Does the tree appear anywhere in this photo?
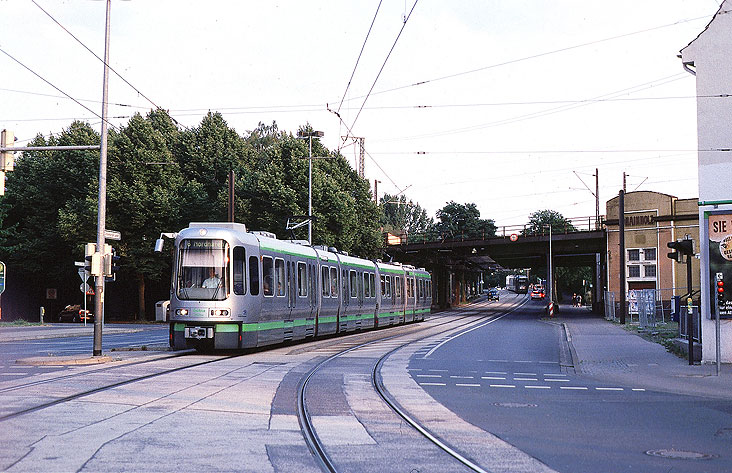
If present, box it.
[0,122,101,314]
[522,209,576,236]
[379,194,433,237]
[432,201,496,239]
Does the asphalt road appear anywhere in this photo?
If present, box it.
[409,292,732,473]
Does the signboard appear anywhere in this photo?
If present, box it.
[708,211,732,318]
[0,261,5,295]
[510,234,518,242]
[104,229,121,241]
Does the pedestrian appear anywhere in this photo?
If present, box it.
[572,293,577,307]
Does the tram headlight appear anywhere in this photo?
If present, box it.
[176,309,189,316]
[211,309,229,317]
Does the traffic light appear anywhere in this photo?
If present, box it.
[1,129,14,172]
[84,242,102,276]
[717,279,725,305]
[104,246,120,282]
[667,239,694,262]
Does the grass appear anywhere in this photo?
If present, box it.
[622,321,683,355]
[0,319,42,327]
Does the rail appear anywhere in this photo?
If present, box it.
[384,215,605,246]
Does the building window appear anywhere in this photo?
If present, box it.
[644,265,656,278]
[628,249,640,261]
[628,265,641,278]
[643,248,656,261]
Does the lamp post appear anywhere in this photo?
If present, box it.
[297,130,324,245]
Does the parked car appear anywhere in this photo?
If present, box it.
[487,288,499,301]
[57,304,93,323]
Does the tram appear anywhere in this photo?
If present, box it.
[159,222,432,350]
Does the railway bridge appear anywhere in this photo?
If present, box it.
[383,218,607,312]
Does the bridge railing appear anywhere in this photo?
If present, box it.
[384,215,606,246]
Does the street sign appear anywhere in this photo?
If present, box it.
[78,267,87,282]
[510,234,518,242]
[0,261,5,295]
[80,283,94,295]
[104,229,121,241]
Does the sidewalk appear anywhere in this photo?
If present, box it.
[556,306,732,399]
[0,322,162,342]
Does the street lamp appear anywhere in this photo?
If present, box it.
[297,130,324,245]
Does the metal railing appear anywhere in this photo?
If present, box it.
[385,215,606,246]
[679,305,702,343]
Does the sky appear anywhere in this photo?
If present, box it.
[0,1,723,231]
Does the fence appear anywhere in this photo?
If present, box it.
[604,289,669,327]
[679,305,702,343]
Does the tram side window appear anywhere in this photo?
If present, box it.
[232,247,246,295]
[386,276,391,298]
[322,266,330,297]
[298,262,307,297]
[350,270,358,298]
[369,273,375,298]
[330,267,338,298]
[380,275,386,296]
[275,258,285,297]
[395,276,401,298]
[249,255,259,295]
[262,256,274,296]
[407,278,413,298]
[363,273,369,298]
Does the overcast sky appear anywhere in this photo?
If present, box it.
[0,1,722,229]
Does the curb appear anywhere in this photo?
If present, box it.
[561,322,580,373]
[16,355,119,366]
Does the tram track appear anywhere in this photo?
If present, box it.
[297,296,527,472]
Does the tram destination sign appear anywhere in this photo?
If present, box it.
[0,261,5,295]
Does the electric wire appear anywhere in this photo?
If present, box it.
[0,46,117,132]
[336,0,383,115]
[340,13,713,104]
[347,0,419,134]
[31,0,165,115]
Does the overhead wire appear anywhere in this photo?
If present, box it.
[336,0,383,115]
[347,0,419,134]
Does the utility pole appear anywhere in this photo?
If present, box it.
[619,189,626,324]
[357,137,365,178]
[228,169,235,222]
[93,0,111,357]
[595,168,599,229]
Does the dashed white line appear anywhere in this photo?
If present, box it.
[490,384,516,388]
[456,383,481,387]
[515,372,536,376]
[632,388,646,392]
[525,385,551,389]
[450,375,475,379]
[419,383,446,386]
[481,376,506,380]
[416,374,443,378]
[484,371,507,375]
[514,378,538,381]
[544,378,570,382]
[596,387,624,391]
[560,386,589,390]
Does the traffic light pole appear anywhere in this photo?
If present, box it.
[93,0,111,357]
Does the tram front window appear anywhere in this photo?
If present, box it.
[177,239,228,301]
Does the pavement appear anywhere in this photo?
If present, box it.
[554,305,732,400]
[2,312,732,399]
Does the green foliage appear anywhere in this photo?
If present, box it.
[432,201,496,239]
[522,209,576,236]
[0,112,383,317]
[380,193,433,236]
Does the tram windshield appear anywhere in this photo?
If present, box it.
[177,239,228,300]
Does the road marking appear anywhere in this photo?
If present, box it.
[515,372,536,376]
[560,386,588,390]
[632,388,646,392]
[490,384,516,388]
[544,378,570,382]
[544,373,566,377]
[450,375,474,379]
[419,383,446,386]
[596,387,624,391]
[484,371,507,375]
[525,385,551,389]
[514,377,538,381]
[456,383,481,387]
[416,374,442,378]
[482,376,506,380]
